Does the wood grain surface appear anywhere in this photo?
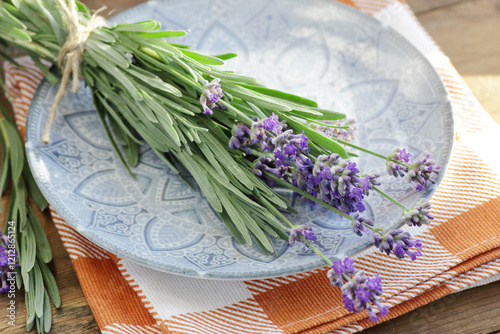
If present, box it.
[1,0,499,333]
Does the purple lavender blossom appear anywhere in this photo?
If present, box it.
[262,113,285,134]
[288,225,317,247]
[406,155,441,191]
[371,229,422,261]
[327,257,356,287]
[200,78,224,115]
[328,258,389,322]
[303,154,374,214]
[313,118,358,142]
[402,200,433,227]
[253,156,286,178]
[351,214,374,237]
[386,149,441,191]
[1,232,16,294]
[231,114,378,215]
[229,124,252,154]
[386,148,410,178]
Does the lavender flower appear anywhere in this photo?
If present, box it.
[327,257,356,287]
[313,118,358,142]
[371,229,422,261]
[288,225,317,247]
[236,114,378,215]
[1,232,15,294]
[328,258,389,322]
[386,148,410,177]
[386,149,441,191]
[253,156,286,178]
[406,154,441,191]
[402,200,433,227]
[262,112,285,134]
[351,214,374,237]
[200,78,225,115]
[302,154,374,214]
[229,124,252,154]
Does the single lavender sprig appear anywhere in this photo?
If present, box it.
[200,78,225,115]
[351,214,423,261]
[385,148,441,191]
[371,229,422,261]
[351,214,374,236]
[386,148,411,177]
[327,257,389,322]
[407,155,441,191]
[402,199,433,227]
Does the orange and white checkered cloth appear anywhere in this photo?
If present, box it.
[5,1,500,333]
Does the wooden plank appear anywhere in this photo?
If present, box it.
[411,0,500,124]
[407,0,466,14]
[363,281,500,334]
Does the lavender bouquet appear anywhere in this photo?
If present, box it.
[0,0,441,331]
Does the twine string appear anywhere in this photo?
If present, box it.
[42,0,106,144]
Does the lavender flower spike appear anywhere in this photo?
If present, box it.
[200,78,224,115]
[288,225,317,247]
[402,199,433,227]
[386,148,410,178]
[351,214,374,237]
[371,229,422,261]
[407,154,441,191]
[328,258,389,322]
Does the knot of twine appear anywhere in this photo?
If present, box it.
[42,0,106,144]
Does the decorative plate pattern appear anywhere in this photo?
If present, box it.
[25,0,453,279]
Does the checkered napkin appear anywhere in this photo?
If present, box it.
[5,1,500,333]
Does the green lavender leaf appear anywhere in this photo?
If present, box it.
[114,20,160,32]
[26,270,35,323]
[214,186,252,243]
[43,289,52,333]
[177,151,223,212]
[200,132,253,190]
[2,118,23,180]
[28,206,52,263]
[0,140,10,195]
[94,95,134,176]
[33,261,44,318]
[213,52,238,60]
[223,84,292,112]
[197,142,228,181]
[25,222,36,271]
[37,256,61,308]
[126,66,182,96]
[94,94,142,144]
[90,28,117,43]
[36,316,42,334]
[218,208,245,244]
[86,39,131,68]
[0,5,26,29]
[15,178,27,231]
[242,84,318,107]
[138,30,188,38]
[180,49,224,65]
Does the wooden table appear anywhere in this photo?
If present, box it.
[1,0,500,333]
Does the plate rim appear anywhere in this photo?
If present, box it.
[25,0,455,280]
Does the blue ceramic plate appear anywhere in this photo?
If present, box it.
[26,0,453,279]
